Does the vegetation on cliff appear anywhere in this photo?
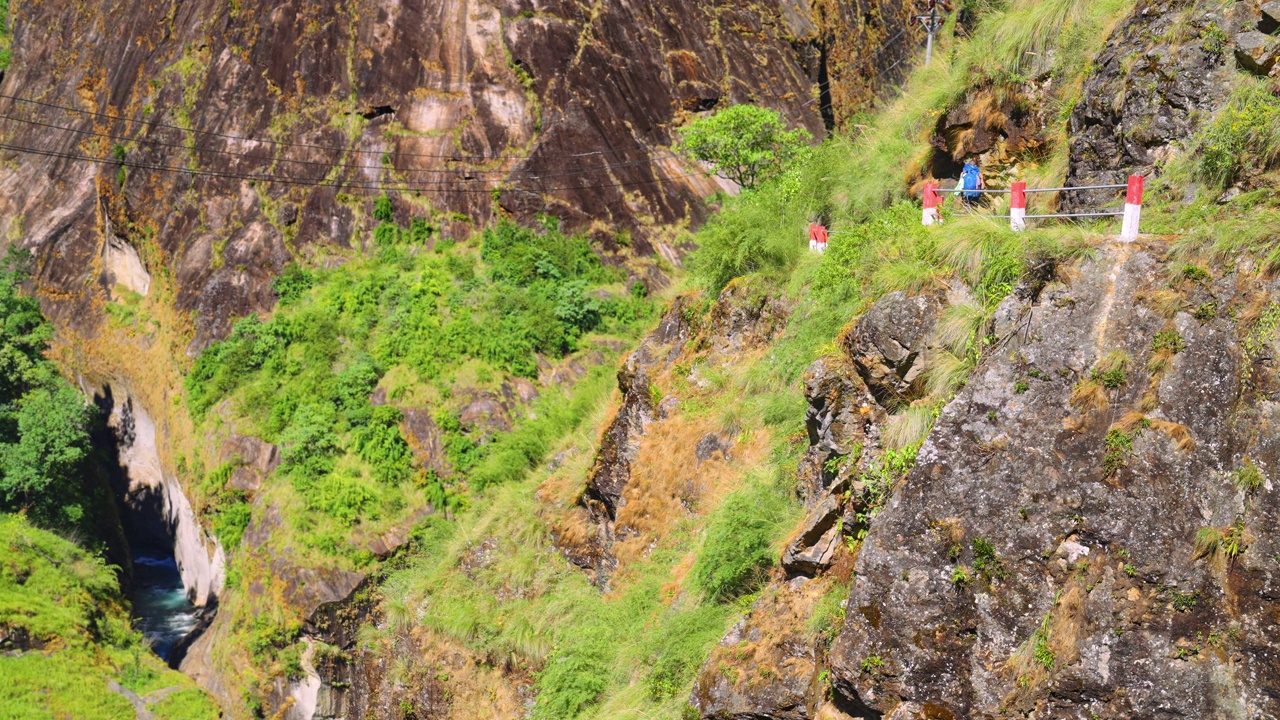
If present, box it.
[0,249,116,542]
[0,514,219,719]
[13,0,1280,716]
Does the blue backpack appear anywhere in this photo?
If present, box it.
[961,163,981,199]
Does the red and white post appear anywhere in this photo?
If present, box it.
[1010,181,1027,232]
[808,223,829,254]
[922,183,941,226]
[1120,175,1144,242]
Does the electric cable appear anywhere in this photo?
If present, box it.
[0,139,712,195]
[0,111,689,183]
[0,92,671,163]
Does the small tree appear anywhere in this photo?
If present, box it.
[676,104,812,190]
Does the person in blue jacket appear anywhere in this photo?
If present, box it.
[960,160,985,207]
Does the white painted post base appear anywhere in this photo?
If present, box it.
[1120,203,1142,242]
[1010,207,1026,232]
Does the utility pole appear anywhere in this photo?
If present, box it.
[915,0,951,66]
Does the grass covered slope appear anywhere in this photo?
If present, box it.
[371,289,807,719]
[0,514,219,720]
[179,210,658,711]
[185,213,654,566]
[180,0,1280,716]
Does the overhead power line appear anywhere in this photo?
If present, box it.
[0,111,689,183]
[0,140,711,195]
[0,93,670,163]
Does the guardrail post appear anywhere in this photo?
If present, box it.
[1120,175,1144,242]
[808,223,828,254]
[922,183,941,226]
[1010,182,1027,232]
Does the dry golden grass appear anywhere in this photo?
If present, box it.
[1110,412,1194,452]
[612,415,769,569]
[398,629,529,720]
[1110,410,1147,433]
[1236,290,1272,329]
[698,574,836,694]
[1143,288,1186,319]
[1004,572,1099,702]
[1150,418,1195,452]
[1069,377,1109,413]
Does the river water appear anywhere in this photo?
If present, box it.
[130,552,199,663]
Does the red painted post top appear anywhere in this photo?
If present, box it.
[1010,182,1027,210]
[1126,175,1145,205]
[923,183,940,209]
[808,224,829,244]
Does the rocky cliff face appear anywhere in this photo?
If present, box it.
[827,242,1280,719]
[0,0,913,352]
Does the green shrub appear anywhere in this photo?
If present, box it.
[278,403,342,479]
[692,477,792,603]
[675,104,813,190]
[1235,458,1263,494]
[213,499,252,552]
[1103,429,1133,476]
[373,194,395,222]
[1196,80,1280,189]
[352,405,414,484]
[1151,330,1184,355]
[531,633,612,719]
[272,264,315,305]
[972,537,1008,580]
[373,221,399,247]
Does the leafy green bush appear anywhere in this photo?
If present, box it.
[531,632,612,719]
[272,264,315,305]
[373,194,395,222]
[1196,80,1280,189]
[676,104,812,190]
[353,405,414,484]
[185,216,653,548]
[0,250,102,534]
[692,477,792,602]
[212,499,252,552]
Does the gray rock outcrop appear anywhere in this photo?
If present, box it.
[829,241,1280,718]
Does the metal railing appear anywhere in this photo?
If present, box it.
[922,176,1144,238]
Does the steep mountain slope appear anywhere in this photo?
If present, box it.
[0,513,221,719]
[8,0,1280,719]
[0,1,923,718]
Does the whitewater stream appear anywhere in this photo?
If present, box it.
[130,552,199,663]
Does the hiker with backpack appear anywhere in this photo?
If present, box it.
[960,160,985,207]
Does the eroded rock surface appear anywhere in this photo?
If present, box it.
[842,291,940,409]
[0,0,915,351]
[1064,0,1236,211]
[829,241,1280,718]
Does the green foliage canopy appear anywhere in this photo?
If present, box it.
[0,250,99,533]
[677,104,812,190]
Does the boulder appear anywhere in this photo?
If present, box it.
[1064,1,1233,210]
[1261,1,1280,34]
[842,292,940,408]
[1236,30,1280,74]
[781,493,843,576]
[828,243,1280,717]
[797,356,884,500]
